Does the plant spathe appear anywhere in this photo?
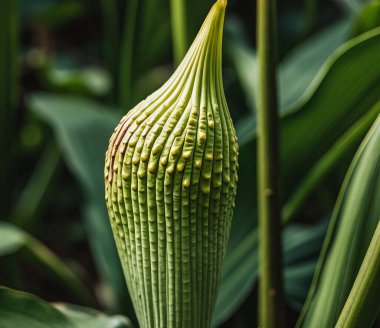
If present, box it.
[104,1,238,327]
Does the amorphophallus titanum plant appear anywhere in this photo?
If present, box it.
[104,1,238,327]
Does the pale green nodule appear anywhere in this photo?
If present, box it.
[104,1,238,327]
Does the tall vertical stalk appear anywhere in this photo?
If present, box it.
[0,0,18,216]
[119,0,139,112]
[256,0,285,327]
[100,0,119,102]
[170,0,188,66]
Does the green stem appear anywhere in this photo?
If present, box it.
[141,0,158,42]
[335,220,380,328]
[282,102,380,224]
[10,142,61,228]
[0,0,18,216]
[119,0,139,111]
[170,0,188,66]
[100,0,119,103]
[22,236,95,307]
[256,0,285,327]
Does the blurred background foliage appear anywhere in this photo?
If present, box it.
[0,0,379,327]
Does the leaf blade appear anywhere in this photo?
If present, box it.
[28,94,130,312]
[0,286,132,328]
[298,115,380,328]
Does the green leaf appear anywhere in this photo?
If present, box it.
[278,19,351,109]
[0,222,94,306]
[55,304,132,328]
[0,222,26,257]
[237,27,380,148]
[283,101,380,222]
[227,17,350,118]
[335,220,380,328]
[28,94,131,312]
[298,115,380,328]
[280,29,380,193]
[0,286,132,328]
[350,0,380,37]
[28,94,119,199]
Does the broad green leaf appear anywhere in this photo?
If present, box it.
[281,29,380,193]
[227,17,350,118]
[214,28,380,325]
[28,95,118,199]
[55,304,132,328]
[298,115,380,328]
[28,94,130,312]
[351,0,380,37]
[0,222,93,306]
[237,27,380,147]
[278,19,350,109]
[0,286,132,328]
[283,101,380,222]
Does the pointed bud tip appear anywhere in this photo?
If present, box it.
[217,0,227,8]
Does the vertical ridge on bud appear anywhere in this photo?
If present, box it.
[105,1,238,327]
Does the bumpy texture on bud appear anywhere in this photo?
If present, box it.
[104,1,238,327]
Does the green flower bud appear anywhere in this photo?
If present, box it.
[105,1,238,327]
